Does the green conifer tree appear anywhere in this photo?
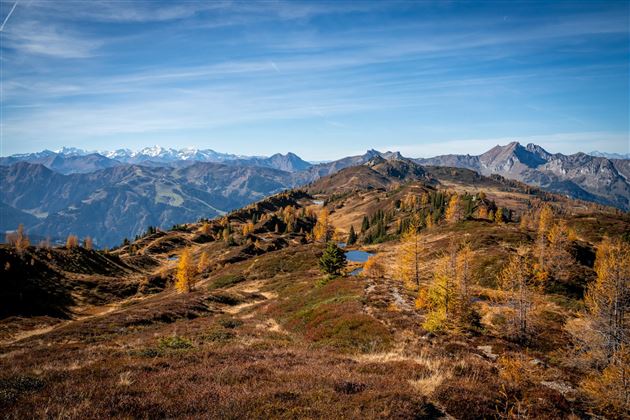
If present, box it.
[347,225,357,245]
[319,242,347,276]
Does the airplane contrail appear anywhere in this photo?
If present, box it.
[0,1,19,32]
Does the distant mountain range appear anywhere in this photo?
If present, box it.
[415,142,630,210]
[0,149,386,246]
[588,150,630,160]
[0,147,312,174]
[1,143,628,247]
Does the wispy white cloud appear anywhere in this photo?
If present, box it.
[22,1,226,23]
[19,1,382,25]
[3,20,103,58]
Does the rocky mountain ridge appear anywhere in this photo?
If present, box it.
[416,142,630,210]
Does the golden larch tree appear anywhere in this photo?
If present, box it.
[534,204,554,284]
[7,224,30,253]
[425,212,434,229]
[399,218,422,287]
[66,234,79,249]
[494,208,504,224]
[537,204,554,235]
[420,192,429,207]
[581,345,629,417]
[197,250,210,274]
[417,241,458,332]
[445,194,462,224]
[241,221,255,236]
[584,237,630,360]
[564,238,630,418]
[545,221,575,284]
[498,247,535,342]
[313,207,333,242]
[456,242,474,307]
[83,236,93,250]
[175,248,196,292]
[222,228,231,243]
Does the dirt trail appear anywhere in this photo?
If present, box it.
[0,293,156,346]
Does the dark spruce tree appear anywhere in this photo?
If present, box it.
[347,225,357,245]
[319,242,347,276]
[361,216,370,233]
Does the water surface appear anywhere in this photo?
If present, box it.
[345,250,373,263]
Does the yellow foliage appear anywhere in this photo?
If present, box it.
[497,248,535,341]
[420,251,457,331]
[6,224,30,253]
[585,237,630,360]
[425,213,433,229]
[175,248,196,293]
[242,221,255,236]
[445,194,461,224]
[494,208,504,224]
[363,255,385,278]
[537,204,553,236]
[66,234,79,249]
[581,346,630,416]
[415,288,428,310]
[456,242,474,302]
[477,206,488,220]
[313,208,333,242]
[399,219,422,287]
[498,354,541,387]
[197,250,210,273]
[200,223,212,235]
[83,236,93,250]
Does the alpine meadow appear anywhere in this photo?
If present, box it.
[1,1,629,419]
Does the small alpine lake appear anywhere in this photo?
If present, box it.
[345,249,373,263]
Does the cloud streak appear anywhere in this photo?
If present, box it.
[0,0,18,32]
[1,1,628,157]
[3,20,103,58]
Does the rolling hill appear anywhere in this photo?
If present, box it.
[1,159,628,418]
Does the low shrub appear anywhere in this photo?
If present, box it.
[218,317,243,329]
[204,328,235,342]
[208,274,246,290]
[158,335,193,350]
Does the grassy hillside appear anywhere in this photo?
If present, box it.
[1,163,628,418]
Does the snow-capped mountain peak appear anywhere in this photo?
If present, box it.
[56,147,92,156]
[588,151,630,160]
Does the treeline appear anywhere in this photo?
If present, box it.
[351,189,511,245]
[5,224,95,253]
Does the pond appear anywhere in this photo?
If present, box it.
[345,249,373,263]
[312,200,324,206]
[167,256,179,261]
[350,267,363,276]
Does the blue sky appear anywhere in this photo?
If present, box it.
[1,0,628,160]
